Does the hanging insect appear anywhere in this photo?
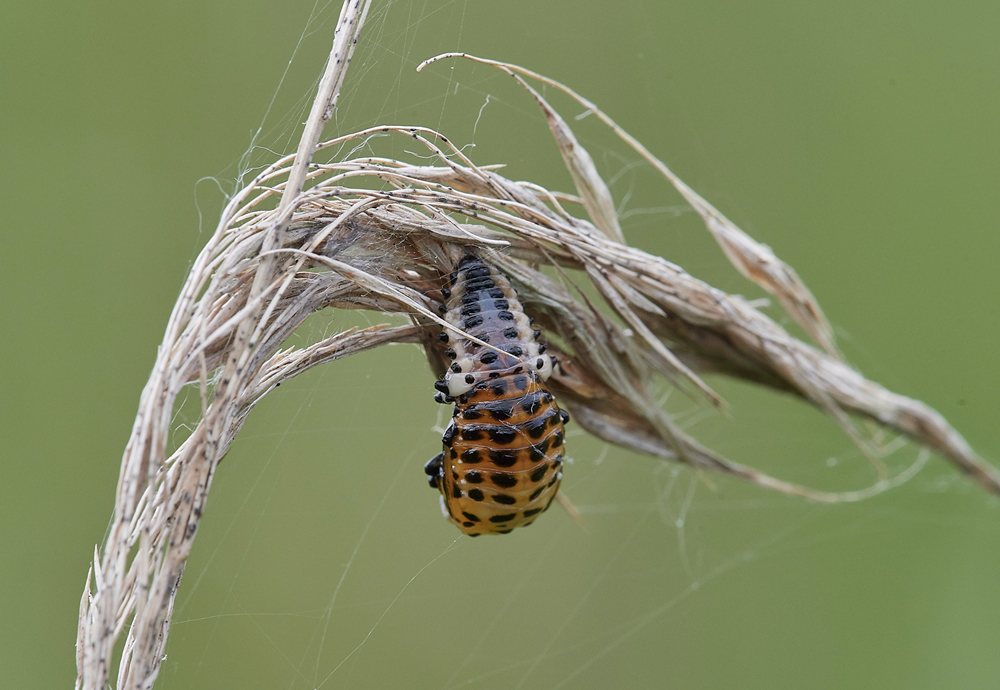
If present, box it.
[424,254,569,536]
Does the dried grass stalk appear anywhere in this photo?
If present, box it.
[76,5,999,688]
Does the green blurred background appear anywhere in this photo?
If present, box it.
[2,1,998,688]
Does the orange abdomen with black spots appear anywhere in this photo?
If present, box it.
[424,255,568,536]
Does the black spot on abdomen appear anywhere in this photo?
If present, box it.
[461,427,485,442]
[487,427,517,445]
[529,439,550,461]
[488,449,518,467]
[464,266,491,280]
[490,473,518,488]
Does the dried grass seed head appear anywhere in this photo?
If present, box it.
[75,11,998,689]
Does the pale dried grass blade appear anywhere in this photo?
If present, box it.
[419,52,840,359]
[514,73,625,243]
[74,567,91,690]
[74,3,375,688]
[584,264,724,409]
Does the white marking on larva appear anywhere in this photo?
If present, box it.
[446,375,475,397]
[525,341,551,379]
[514,312,531,333]
[538,356,553,380]
[446,355,476,396]
[438,495,450,519]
